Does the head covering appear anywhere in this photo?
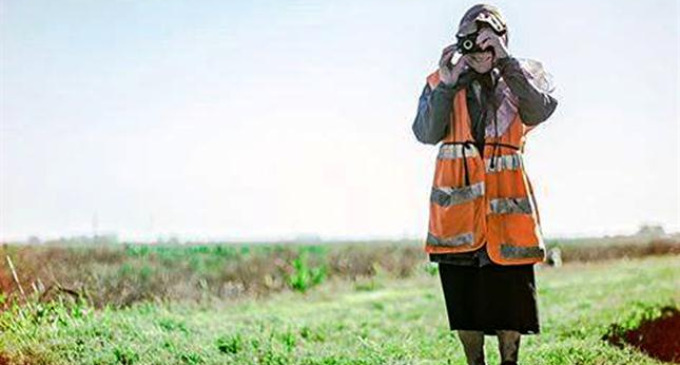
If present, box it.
[457,4,509,46]
[453,5,555,139]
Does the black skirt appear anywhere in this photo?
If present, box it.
[437,258,540,335]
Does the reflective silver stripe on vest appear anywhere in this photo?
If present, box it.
[489,197,533,214]
[431,182,485,207]
[500,244,545,259]
[427,232,474,247]
[438,144,479,159]
[485,153,523,173]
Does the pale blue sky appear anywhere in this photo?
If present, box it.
[1,0,678,242]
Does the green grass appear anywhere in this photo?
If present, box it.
[2,255,679,365]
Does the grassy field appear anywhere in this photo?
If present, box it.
[1,254,678,365]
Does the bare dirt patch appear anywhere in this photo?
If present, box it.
[604,306,680,363]
[0,353,11,365]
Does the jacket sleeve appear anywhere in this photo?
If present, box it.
[496,56,558,126]
[411,73,459,145]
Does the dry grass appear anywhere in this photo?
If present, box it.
[0,241,424,309]
[1,235,678,309]
[555,238,680,262]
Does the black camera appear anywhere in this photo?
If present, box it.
[457,32,484,54]
[456,13,507,55]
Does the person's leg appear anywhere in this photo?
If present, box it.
[496,330,521,365]
[457,330,486,365]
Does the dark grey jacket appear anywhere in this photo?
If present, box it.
[412,56,558,266]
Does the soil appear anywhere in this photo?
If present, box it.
[604,307,680,363]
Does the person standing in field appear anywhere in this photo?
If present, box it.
[411,4,558,365]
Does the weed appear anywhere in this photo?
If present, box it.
[423,262,439,276]
[285,251,327,293]
[216,333,243,354]
[113,346,139,365]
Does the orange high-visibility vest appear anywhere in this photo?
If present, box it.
[423,70,546,265]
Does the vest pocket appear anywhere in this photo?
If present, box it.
[428,194,486,249]
[487,213,544,263]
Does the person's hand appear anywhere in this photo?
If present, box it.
[438,44,469,86]
[476,28,510,62]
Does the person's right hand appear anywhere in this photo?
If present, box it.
[438,44,469,86]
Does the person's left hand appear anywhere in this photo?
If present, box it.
[476,27,510,62]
